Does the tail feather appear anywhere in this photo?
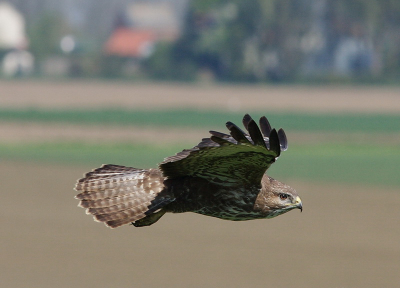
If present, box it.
[79,193,152,209]
[76,185,141,201]
[75,170,148,196]
[75,165,170,228]
[76,176,147,194]
[94,202,150,222]
[86,197,149,215]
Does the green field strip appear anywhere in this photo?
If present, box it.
[0,142,398,187]
[0,108,399,133]
[0,142,179,169]
[269,144,400,188]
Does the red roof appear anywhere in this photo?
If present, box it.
[104,28,156,57]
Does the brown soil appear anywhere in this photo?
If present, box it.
[1,161,399,288]
[1,80,400,113]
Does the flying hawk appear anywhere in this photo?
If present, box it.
[75,114,302,228]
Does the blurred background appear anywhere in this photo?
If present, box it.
[0,1,399,288]
[1,0,400,82]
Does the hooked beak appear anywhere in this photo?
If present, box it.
[295,196,303,212]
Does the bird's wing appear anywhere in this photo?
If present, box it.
[159,114,287,186]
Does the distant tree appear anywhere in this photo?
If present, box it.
[27,12,71,61]
[169,0,400,82]
[165,0,311,82]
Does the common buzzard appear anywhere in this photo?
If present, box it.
[75,114,302,228]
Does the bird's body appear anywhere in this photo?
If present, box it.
[165,175,259,220]
[75,114,302,228]
[164,175,297,221]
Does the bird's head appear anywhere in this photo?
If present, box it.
[254,176,302,218]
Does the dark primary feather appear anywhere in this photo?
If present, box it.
[242,114,253,130]
[246,117,267,147]
[226,121,252,144]
[209,130,231,139]
[268,129,281,157]
[278,128,288,151]
[259,116,272,137]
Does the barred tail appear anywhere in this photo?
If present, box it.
[74,165,173,228]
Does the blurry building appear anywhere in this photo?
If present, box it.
[333,24,374,76]
[0,2,34,76]
[105,29,156,58]
[103,0,186,76]
[0,1,26,49]
[106,1,184,54]
[105,1,181,58]
[301,0,376,77]
[126,1,181,41]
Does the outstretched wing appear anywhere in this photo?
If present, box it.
[159,114,287,186]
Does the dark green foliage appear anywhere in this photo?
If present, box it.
[144,43,197,81]
[145,0,400,82]
[27,12,71,61]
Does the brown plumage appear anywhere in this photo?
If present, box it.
[75,114,302,228]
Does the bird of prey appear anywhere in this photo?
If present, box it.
[75,114,302,228]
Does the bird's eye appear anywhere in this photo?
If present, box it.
[279,194,288,200]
